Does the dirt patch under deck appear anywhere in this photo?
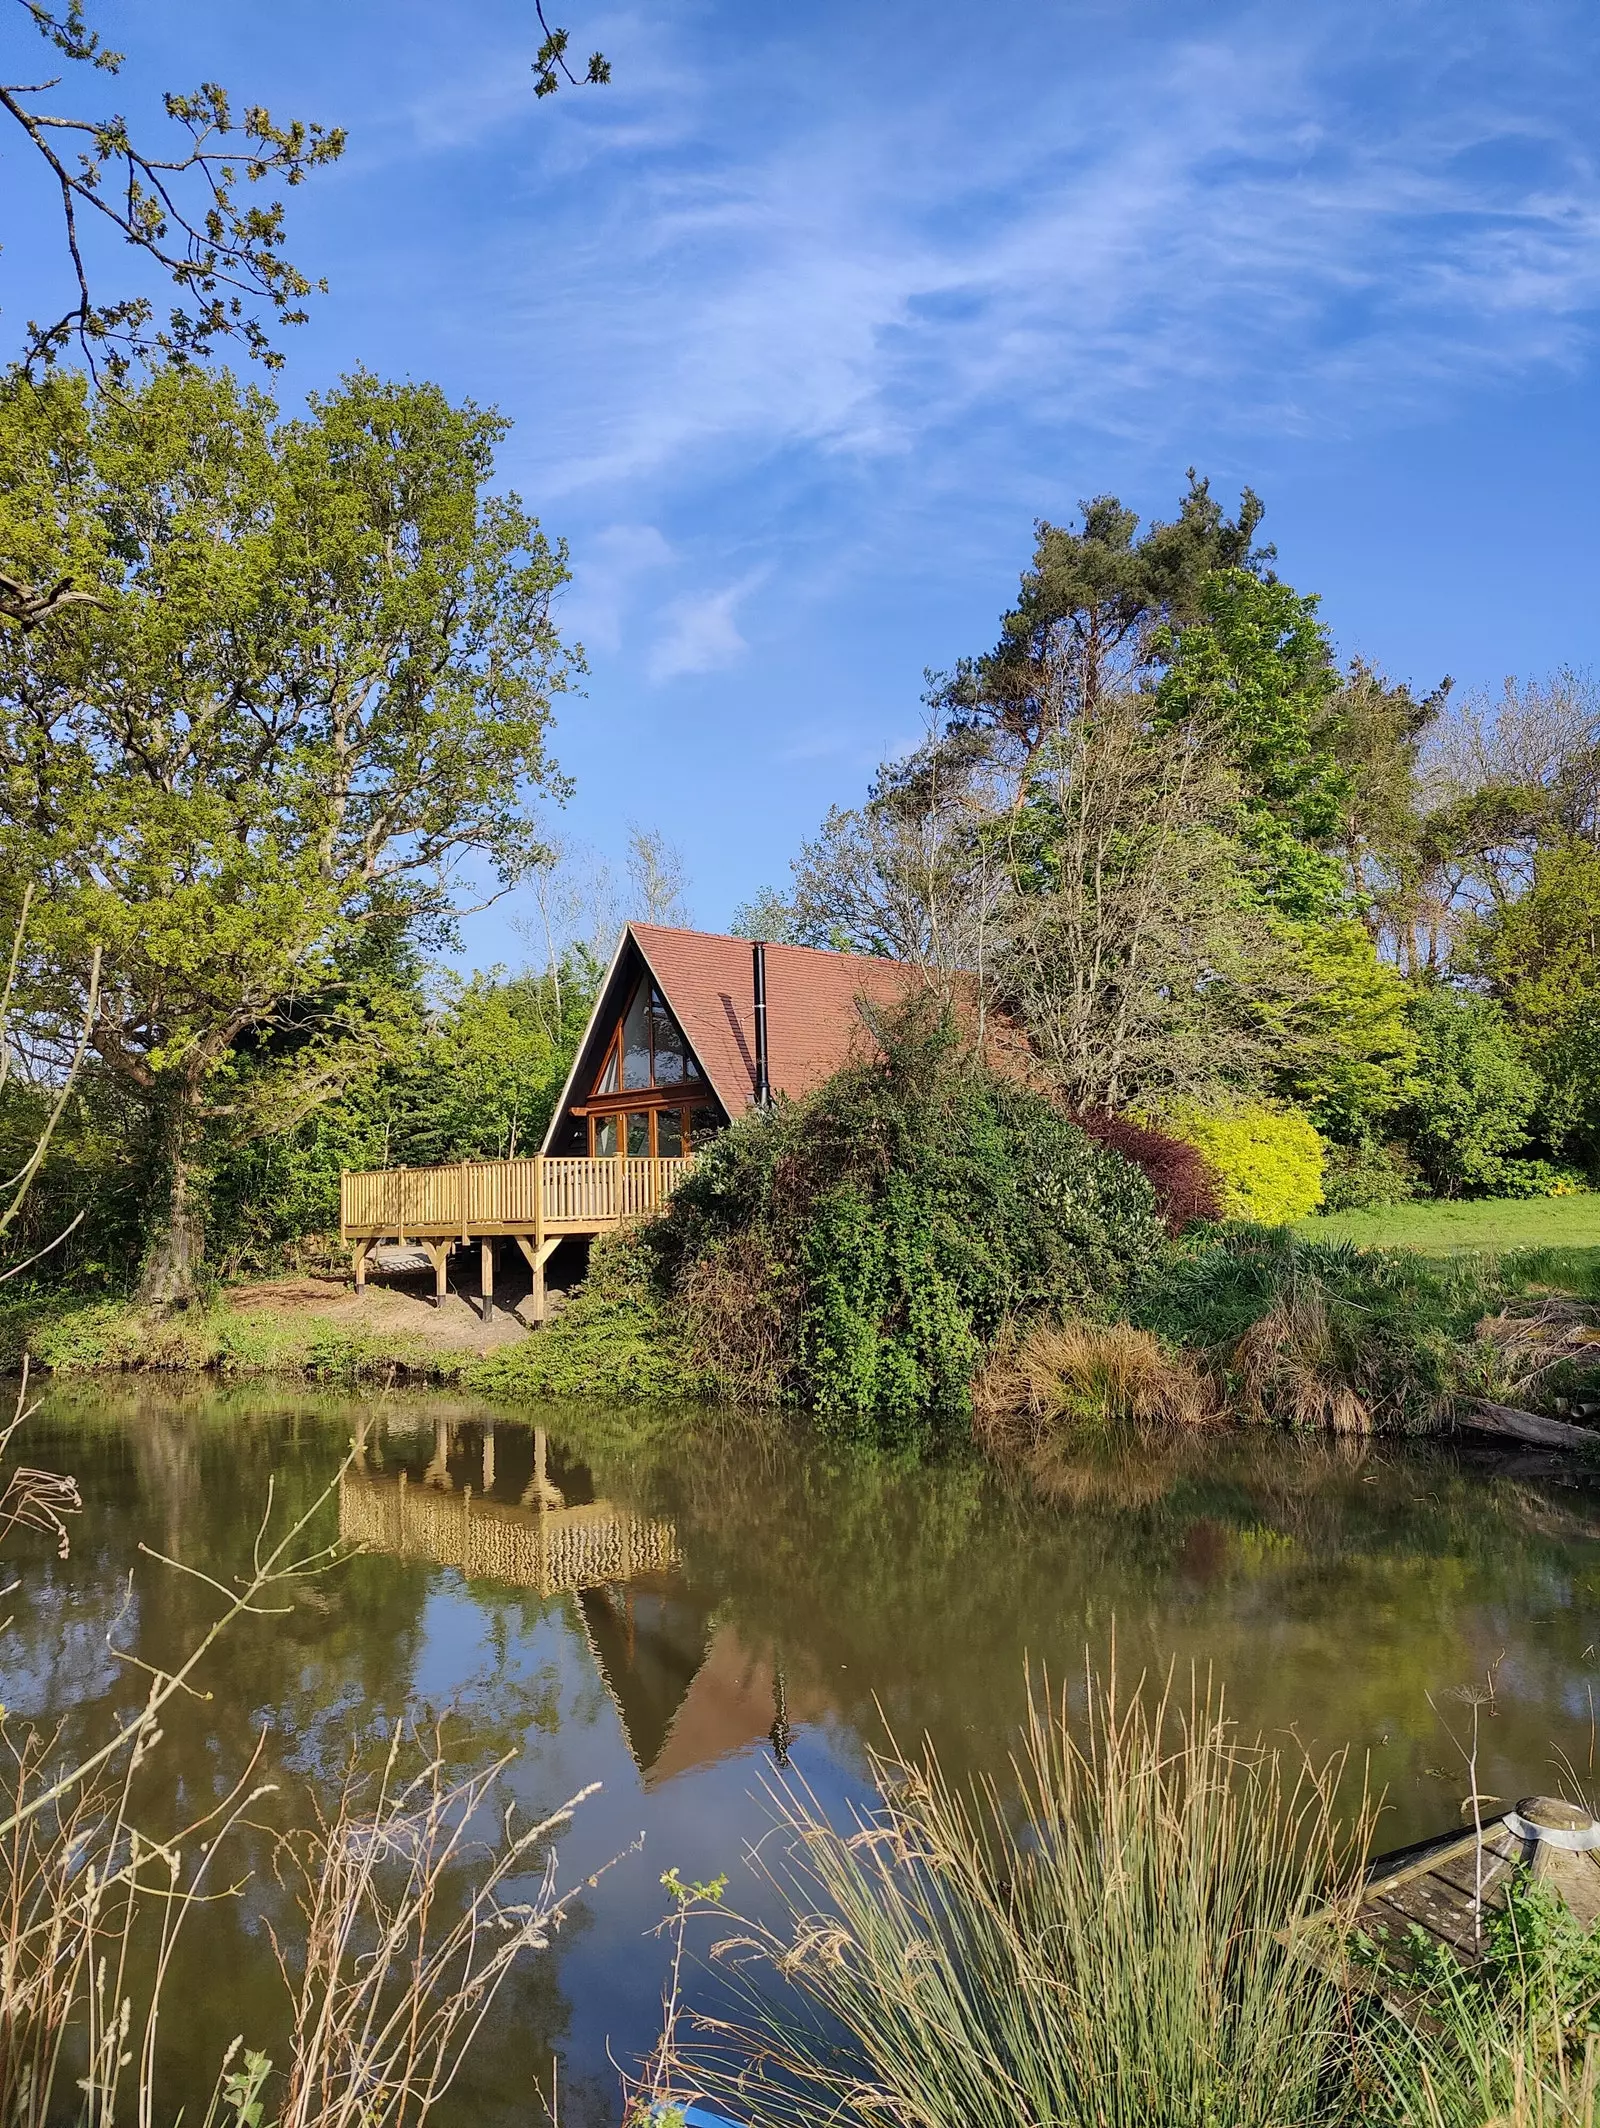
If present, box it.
[226,1272,535,1353]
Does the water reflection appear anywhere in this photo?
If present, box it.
[340,1415,814,1788]
[6,1384,1600,2127]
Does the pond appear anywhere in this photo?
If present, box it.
[7,1382,1600,2126]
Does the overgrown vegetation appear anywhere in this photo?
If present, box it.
[637,1004,1168,1450]
[656,1665,1600,2128]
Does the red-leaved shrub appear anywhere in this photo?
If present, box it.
[1073,1111,1222,1235]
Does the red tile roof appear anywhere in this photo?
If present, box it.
[631,923,930,1113]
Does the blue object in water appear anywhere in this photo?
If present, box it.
[647,2103,744,2128]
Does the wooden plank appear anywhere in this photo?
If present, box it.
[337,1154,697,1245]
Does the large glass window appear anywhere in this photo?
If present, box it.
[651,990,686,1085]
[621,986,652,1091]
[594,1040,619,1095]
[655,1108,684,1158]
[593,1115,618,1157]
[626,1112,651,1157]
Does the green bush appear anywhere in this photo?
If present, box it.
[652,1002,1169,1449]
[1490,1157,1588,1200]
[1400,985,1539,1198]
[1159,1102,1326,1223]
[468,1229,706,1403]
[1320,1138,1419,1213]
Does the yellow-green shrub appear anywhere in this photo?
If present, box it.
[1158,1104,1325,1224]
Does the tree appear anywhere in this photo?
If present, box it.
[625,823,692,927]
[1,0,607,383]
[204,953,601,1270]
[1462,839,1600,1173]
[783,734,1006,973]
[0,363,581,1303]
[1249,918,1416,1139]
[729,886,806,945]
[996,686,1288,1112]
[2,0,343,378]
[1398,985,1538,1197]
[935,473,1269,786]
[1320,659,1452,968]
[1154,568,1349,919]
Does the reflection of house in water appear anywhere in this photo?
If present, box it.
[339,1418,821,1787]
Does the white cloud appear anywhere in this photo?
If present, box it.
[562,521,673,655]
[488,1,1600,500]
[648,570,765,682]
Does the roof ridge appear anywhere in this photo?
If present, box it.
[627,920,909,971]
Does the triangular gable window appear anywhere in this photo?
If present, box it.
[591,983,702,1097]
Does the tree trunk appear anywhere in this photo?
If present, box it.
[137,1093,205,1310]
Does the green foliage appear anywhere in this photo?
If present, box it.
[1133,1228,1497,1431]
[1321,1139,1419,1213]
[938,474,1268,764]
[1255,917,1418,1138]
[468,1230,706,1403]
[1160,1102,1326,1223]
[1360,1872,1600,2125]
[0,362,579,1293]
[1401,985,1539,1197]
[1155,567,1349,918]
[654,1004,1169,1448]
[1466,841,1600,1175]
[16,1294,471,1384]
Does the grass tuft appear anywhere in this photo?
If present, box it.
[688,1664,1368,2128]
[973,1318,1215,1445]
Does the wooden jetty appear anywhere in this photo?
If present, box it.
[1356,1794,1600,1980]
[339,1153,695,1322]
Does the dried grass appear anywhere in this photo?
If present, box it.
[1232,1289,1375,1435]
[1471,1298,1600,1415]
[973,1318,1216,1449]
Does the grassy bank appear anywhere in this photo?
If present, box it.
[0,1293,478,1387]
[1297,1192,1600,1262]
[10,1197,1600,1451]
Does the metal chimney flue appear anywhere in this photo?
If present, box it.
[751,940,771,1108]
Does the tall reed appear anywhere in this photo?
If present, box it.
[684,1663,1371,2128]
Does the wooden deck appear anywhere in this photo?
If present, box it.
[339,1154,695,1320]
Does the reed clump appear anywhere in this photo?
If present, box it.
[684,1665,1370,2128]
[972,1317,1216,1446]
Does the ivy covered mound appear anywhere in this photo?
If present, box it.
[482,1008,1167,1449]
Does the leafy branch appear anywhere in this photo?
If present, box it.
[3,0,345,376]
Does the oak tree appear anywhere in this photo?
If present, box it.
[0,362,581,1302]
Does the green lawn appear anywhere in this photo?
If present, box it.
[1294,1193,1600,1296]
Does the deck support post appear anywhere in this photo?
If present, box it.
[352,1239,371,1297]
[514,1234,561,1324]
[480,1237,495,1324]
[420,1238,450,1308]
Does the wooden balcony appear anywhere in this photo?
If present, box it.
[338,1154,695,1319]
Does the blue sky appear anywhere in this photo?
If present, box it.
[11,0,1600,957]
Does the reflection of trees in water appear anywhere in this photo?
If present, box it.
[533,1405,1600,1828]
[11,1383,1600,2118]
[7,1387,584,2128]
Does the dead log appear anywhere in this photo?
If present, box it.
[1464,1399,1600,1452]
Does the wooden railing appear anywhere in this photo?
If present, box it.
[340,1154,696,1239]
[339,1469,680,1597]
